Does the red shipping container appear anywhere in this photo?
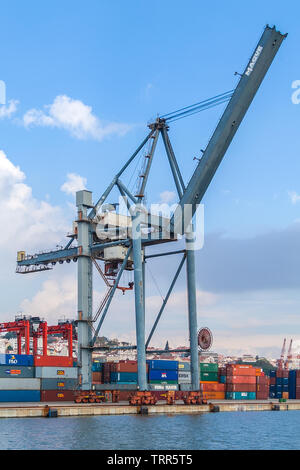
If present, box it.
[256,376,270,384]
[270,377,276,385]
[226,383,256,392]
[218,367,226,376]
[256,392,269,400]
[41,390,75,402]
[92,372,102,383]
[226,375,256,384]
[111,362,149,373]
[34,355,73,367]
[256,384,269,392]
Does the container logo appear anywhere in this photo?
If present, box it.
[5,369,21,375]
[57,393,65,398]
[161,373,167,378]
[57,370,65,376]
[57,382,65,387]
[8,355,18,365]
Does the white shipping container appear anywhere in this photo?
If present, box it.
[0,378,41,390]
[35,367,78,379]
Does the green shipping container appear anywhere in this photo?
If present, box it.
[149,380,178,384]
[199,363,218,373]
[200,372,219,382]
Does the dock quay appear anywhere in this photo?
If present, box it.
[0,400,300,419]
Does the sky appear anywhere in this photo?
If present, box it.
[0,0,300,358]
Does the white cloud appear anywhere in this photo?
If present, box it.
[159,190,177,204]
[20,276,77,324]
[0,149,69,251]
[23,95,132,141]
[0,99,19,119]
[61,173,87,197]
[288,190,300,204]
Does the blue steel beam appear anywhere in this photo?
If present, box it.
[172,26,287,235]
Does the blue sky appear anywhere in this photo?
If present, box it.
[0,1,300,357]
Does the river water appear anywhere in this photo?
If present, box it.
[0,410,299,450]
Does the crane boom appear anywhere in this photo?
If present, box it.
[173,25,287,235]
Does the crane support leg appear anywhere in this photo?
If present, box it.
[77,190,93,390]
[132,210,147,391]
[186,228,199,390]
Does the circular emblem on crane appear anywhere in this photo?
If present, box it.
[198,327,213,351]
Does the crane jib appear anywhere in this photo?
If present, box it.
[172,25,287,236]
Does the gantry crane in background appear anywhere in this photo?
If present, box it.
[277,337,287,370]
[16,25,286,390]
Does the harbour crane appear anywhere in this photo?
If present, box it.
[284,339,293,370]
[16,25,287,391]
[277,337,287,370]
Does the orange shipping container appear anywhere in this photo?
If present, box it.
[226,368,256,377]
[201,391,225,400]
[200,383,225,392]
[226,375,256,384]
[282,392,289,399]
[92,372,102,383]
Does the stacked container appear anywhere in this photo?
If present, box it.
[92,361,103,384]
[147,360,178,391]
[256,373,269,400]
[288,370,300,399]
[269,369,289,399]
[37,365,78,402]
[225,364,256,400]
[0,354,40,402]
[199,363,218,382]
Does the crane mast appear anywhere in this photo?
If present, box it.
[16,25,286,391]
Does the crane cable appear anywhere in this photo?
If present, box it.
[161,90,234,123]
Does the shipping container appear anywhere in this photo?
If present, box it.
[40,378,78,390]
[35,367,78,379]
[200,383,225,392]
[219,375,226,384]
[178,362,191,371]
[0,378,40,390]
[92,372,102,383]
[199,363,218,373]
[178,372,191,383]
[0,354,34,366]
[226,383,256,392]
[0,366,35,378]
[110,372,137,383]
[147,360,178,371]
[226,375,256,384]
[226,366,256,377]
[200,372,218,382]
[94,384,137,391]
[34,356,73,367]
[226,391,256,400]
[0,390,40,402]
[148,370,178,381]
[201,391,225,400]
[179,383,192,391]
[40,390,75,402]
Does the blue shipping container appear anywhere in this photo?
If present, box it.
[0,390,40,402]
[92,362,103,372]
[148,370,178,381]
[219,375,226,384]
[270,370,277,378]
[0,354,34,366]
[226,392,256,400]
[110,372,137,383]
[147,360,178,371]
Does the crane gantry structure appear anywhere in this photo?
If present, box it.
[16,25,286,391]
